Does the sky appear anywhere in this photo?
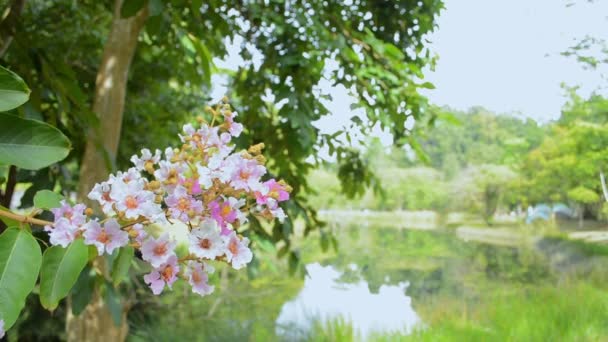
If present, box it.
[212,0,608,139]
[424,0,608,123]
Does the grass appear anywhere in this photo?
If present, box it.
[307,282,608,342]
[407,282,608,341]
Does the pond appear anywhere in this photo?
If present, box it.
[129,221,608,341]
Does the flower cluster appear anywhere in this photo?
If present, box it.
[42,99,291,296]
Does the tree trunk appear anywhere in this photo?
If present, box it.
[68,1,147,341]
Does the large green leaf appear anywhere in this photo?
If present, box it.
[0,114,71,170]
[70,266,95,316]
[39,238,88,310]
[0,65,30,111]
[111,246,134,286]
[33,190,64,210]
[104,281,122,326]
[0,228,42,329]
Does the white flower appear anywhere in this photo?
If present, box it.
[110,179,160,220]
[223,232,253,270]
[188,219,225,259]
[130,148,161,171]
[186,261,215,297]
[141,233,177,268]
[83,219,129,256]
[46,217,80,247]
[88,181,115,215]
[153,160,186,187]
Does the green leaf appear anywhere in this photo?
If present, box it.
[0,113,71,170]
[39,238,88,310]
[111,246,134,286]
[33,190,64,210]
[188,33,214,86]
[384,44,404,60]
[104,281,122,326]
[120,0,147,18]
[148,0,163,16]
[0,65,30,111]
[420,82,436,89]
[70,266,95,316]
[0,228,42,329]
[288,250,300,276]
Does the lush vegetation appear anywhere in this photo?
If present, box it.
[0,0,606,341]
[309,94,608,226]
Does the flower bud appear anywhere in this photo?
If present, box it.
[248,143,265,155]
[144,161,155,174]
[85,208,94,216]
[255,155,266,164]
[278,180,293,193]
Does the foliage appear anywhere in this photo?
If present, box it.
[0,0,446,292]
[307,167,448,211]
[414,106,544,178]
[0,65,29,111]
[39,239,89,310]
[402,282,608,342]
[520,92,608,216]
[450,165,517,224]
[0,228,42,330]
[0,1,445,338]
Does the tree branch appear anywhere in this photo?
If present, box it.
[0,207,53,226]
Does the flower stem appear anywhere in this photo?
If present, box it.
[0,208,53,226]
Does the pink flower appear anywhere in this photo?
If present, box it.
[46,217,80,247]
[131,223,148,244]
[165,185,204,222]
[209,197,245,234]
[180,177,202,195]
[141,234,177,268]
[223,110,243,137]
[143,255,179,295]
[223,232,253,270]
[224,154,266,191]
[49,200,87,227]
[0,318,4,339]
[110,179,161,220]
[188,219,225,259]
[255,179,290,207]
[83,219,129,256]
[186,261,215,296]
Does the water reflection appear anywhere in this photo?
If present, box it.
[276,262,420,338]
[129,223,608,341]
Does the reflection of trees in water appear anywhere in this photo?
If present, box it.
[313,226,559,304]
